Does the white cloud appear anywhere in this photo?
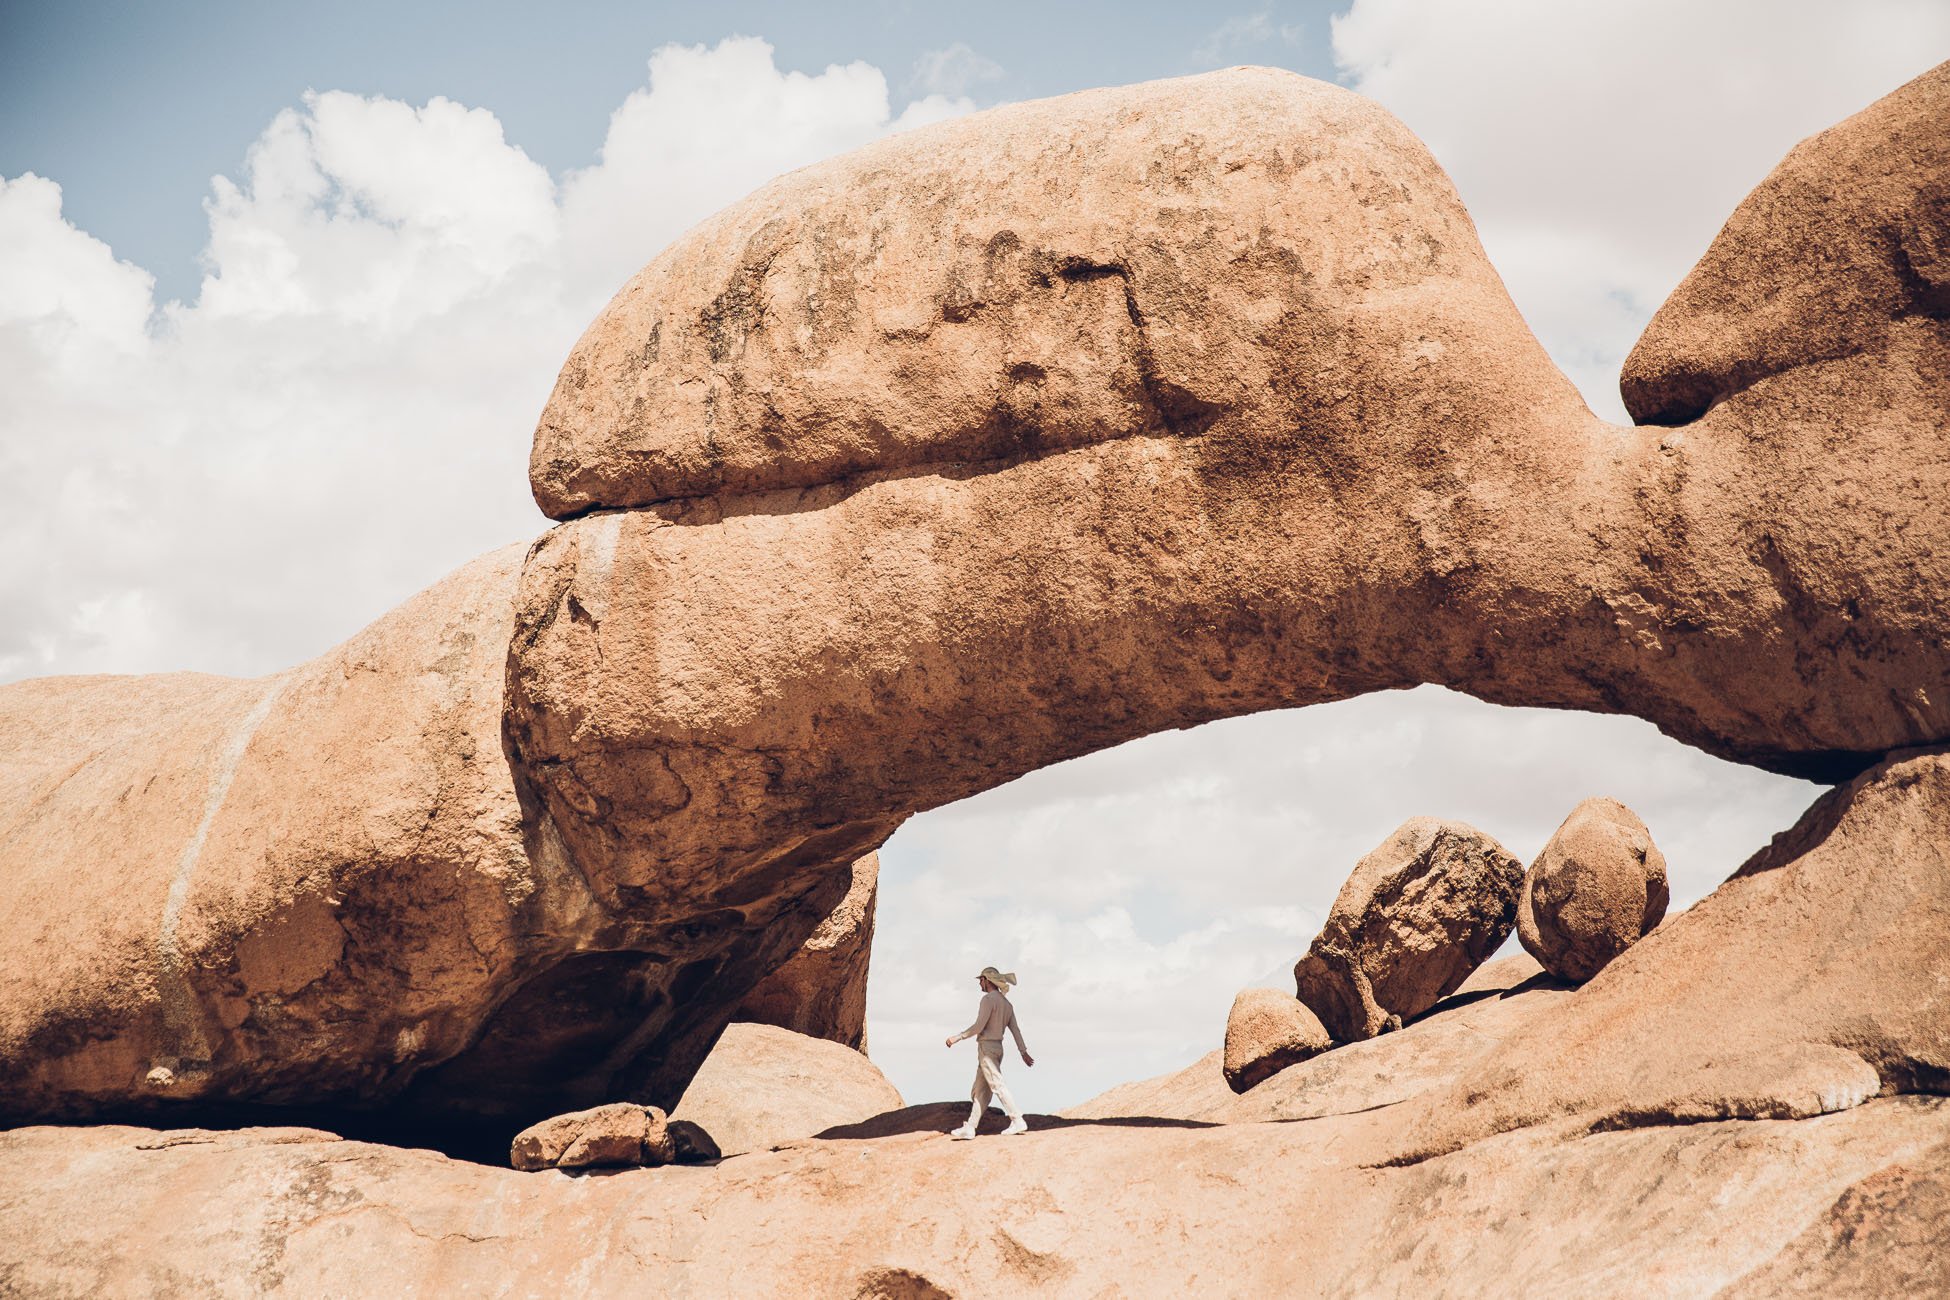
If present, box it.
[1193,11,1304,68]
[909,42,1006,98]
[0,38,969,683]
[1330,0,1950,417]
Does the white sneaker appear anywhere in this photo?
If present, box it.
[1003,1117,1029,1136]
[949,1126,976,1140]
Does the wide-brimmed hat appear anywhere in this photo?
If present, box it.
[977,966,1017,990]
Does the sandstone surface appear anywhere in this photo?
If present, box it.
[1621,61,1950,426]
[1069,953,1561,1125]
[504,66,1950,1108]
[3,63,1950,1208]
[1383,746,1950,1165]
[1292,818,1523,1041]
[1517,797,1669,981]
[734,853,879,1051]
[1221,987,1330,1092]
[6,1096,1944,1295]
[0,547,852,1142]
[671,1022,904,1156]
[510,1101,677,1171]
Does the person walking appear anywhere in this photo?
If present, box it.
[945,965,1034,1138]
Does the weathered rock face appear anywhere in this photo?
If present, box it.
[7,1095,1947,1293]
[531,68,1553,517]
[4,62,1948,1163]
[505,66,1950,1102]
[510,1101,678,1172]
[734,853,878,1052]
[671,1022,904,1156]
[1291,818,1523,1041]
[1383,746,1950,1166]
[0,547,851,1141]
[1621,61,1950,426]
[1071,953,1556,1124]
[1517,797,1668,982]
[1222,988,1330,1093]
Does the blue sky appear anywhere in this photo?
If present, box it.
[0,1,1343,306]
[3,1,1944,1110]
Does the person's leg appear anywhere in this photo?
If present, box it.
[955,1049,991,1137]
[979,1044,1021,1120]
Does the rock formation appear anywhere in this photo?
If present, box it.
[1292,818,1523,1041]
[0,60,1944,1245]
[510,1101,687,1172]
[1222,988,1331,1093]
[1072,953,1555,1124]
[0,546,854,1142]
[1517,797,1669,981]
[1380,746,1950,1166]
[734,854,879,1052]
[670,1023,904,1156]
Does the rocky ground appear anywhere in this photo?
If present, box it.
[4,959,1942,1297]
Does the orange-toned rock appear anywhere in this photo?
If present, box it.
[530,68,1544,517]
[510,1101,677,1172]
[1222,988,1331,1092]
[6,1094,1946,1293]
[1718,1139,1950,1298]
[0,547,853,1141]
[1621,62,1950,426]
[1070,954,1558,1124]
[671,1023,903,1156]
[1292,818,1522,1041]
[734,853,878,1052]
[507,67,1950,1037]
[1517,797,1668,982]
[1384,746,1950,1166]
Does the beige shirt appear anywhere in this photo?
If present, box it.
[957,990,1028,1052]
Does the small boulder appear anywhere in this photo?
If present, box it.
[1294,817,1524,1041]
[672,1022,904,1156]
[1223,988,1331,1093]
[511,1102,703,1172]
[1517,797,1669,982]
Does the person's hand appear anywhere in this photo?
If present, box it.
[944,1036,955,1048]
[1023,1053,1035,1067]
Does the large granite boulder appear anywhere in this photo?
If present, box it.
[671,1022,904,1156]
[735,853,879,1052]
[1621,61,1950,425]
[1517,797,1668,981]
[505,66,1950,1094]
[0,547,852,1142]
[1292,818,1523,1041]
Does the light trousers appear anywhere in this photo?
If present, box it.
[967,1040,1021,1128]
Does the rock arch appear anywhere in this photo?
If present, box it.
[2,63,1944,1142]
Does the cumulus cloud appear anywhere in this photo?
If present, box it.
[1331,0,1950,417]
[0,37,968,683]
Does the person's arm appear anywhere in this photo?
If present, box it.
[1009,1005,1033,1065]
[945,996,993,1047]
